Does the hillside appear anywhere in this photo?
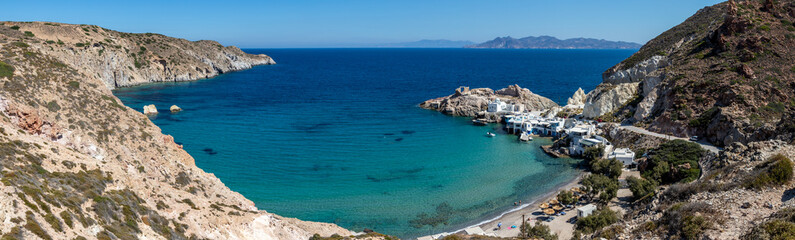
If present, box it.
[576,1,795,239]
[465,36,641,49]
[583,0,795,147]
[0,21,274,90]
[0,22,353,239]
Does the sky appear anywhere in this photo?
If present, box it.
[4,0,725,48]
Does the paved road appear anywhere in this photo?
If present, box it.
[616,124,721,154]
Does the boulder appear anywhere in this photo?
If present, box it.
[170,105,182,113]
[143,104,158,114]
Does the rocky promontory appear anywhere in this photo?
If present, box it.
[2,21,274,90]
[0,22,354,240]
[420,84,558,117]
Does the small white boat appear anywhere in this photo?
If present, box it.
[519,133,533,141]
[486,132,496,137]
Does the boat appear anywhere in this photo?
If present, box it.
[486,132,496,137]
[472,119,487,126]
[519,132,533,141]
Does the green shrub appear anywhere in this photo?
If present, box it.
[12,42,28,48]
[576,208,619,233]
[23,31,34,37]
[745,154,793,189]
[641,140,704,184]
[583,145,605,163]
[518,222,558,240]
[743,208,795,240]
[67,81,80,88]
[75,43,85,47]
[582,174,619,203]
[46,101,60,112]
[10,25,20,30]
[43,213,62,232]
[557,190,576,205]
[0,61,13,79]
[591,158,623,179]
[627,176,657,201]
[59,211,73,229]
[24,214,52,240]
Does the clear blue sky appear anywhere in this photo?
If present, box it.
[4,0,724,48]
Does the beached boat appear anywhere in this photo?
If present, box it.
[519,132,532,141]
[486,132,496,137]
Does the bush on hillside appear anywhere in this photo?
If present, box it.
[582,174,619,204]
[642,140,704,184]
[591,158,623,179]
[576,208,619,234]
[627,176,657,202]
[0,61,14,79]
[518,222,558,240]
[745,154,793,189]
[743,208,795,240]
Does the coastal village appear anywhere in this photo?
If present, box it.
[419,86,642,240]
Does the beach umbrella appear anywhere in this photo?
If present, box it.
[549,199,559,205]
[540,203,549,209]
[543,208,555,215]
[552,205,564,211]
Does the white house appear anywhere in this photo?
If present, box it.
[487,98,507,113]
[608,148,636,166]
[577,204,597,218]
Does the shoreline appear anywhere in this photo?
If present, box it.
[438,171,584,239]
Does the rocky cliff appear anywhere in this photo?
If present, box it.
[2,21,274,90]
[419,85,558,117]
[0,22,353,240]
[582,0,795,147]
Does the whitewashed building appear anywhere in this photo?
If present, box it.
[577,204,597,218]
[608,148,636,166]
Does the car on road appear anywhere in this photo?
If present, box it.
[689,136,699,141]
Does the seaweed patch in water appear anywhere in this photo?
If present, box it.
[383,133,395,136]
[401,130,416,134]
[395,138,403,142]
[202,148,218,155]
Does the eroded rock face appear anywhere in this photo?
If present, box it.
[582,56,668,119]
[582,82,639,118]
[420,85,558,117]
[566,88,586,106]
[9,22,275,90]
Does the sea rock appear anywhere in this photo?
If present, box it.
[143,104,158,114]
[420,85,558,117]
[566,88,586,106]
[170,105,182,113]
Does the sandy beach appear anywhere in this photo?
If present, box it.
[442,172,585,240]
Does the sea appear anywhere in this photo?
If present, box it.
[112,48,635,238]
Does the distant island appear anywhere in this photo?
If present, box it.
[376,39,475,48]
[466,36,642,49]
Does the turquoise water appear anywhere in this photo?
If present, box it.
[113,48,634,238]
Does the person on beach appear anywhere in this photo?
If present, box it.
[497,222,502,230]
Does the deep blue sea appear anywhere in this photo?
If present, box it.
[113,48,634,238]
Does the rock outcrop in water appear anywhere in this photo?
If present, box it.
[0,21,354,239]
[420,85,558,117]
